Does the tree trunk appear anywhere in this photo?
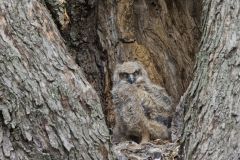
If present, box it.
[4,0,238,159]
[0,0,110,159]
[180,0,240,159]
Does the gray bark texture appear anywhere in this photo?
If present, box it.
[0,0,110,159]
[180,0,240,159]
[1,0,239,159]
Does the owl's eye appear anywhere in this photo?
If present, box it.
[133,70,141,76]
[119,73,128,79]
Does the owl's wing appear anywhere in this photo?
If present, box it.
[139,89,172,128]
[143,83,173,112]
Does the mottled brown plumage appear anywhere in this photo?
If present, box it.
[112,61,173,144]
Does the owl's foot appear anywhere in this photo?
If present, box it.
[140,129,150,144]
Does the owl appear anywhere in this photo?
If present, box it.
[111,61,173,144]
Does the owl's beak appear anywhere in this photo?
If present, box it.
[128,74,136,84]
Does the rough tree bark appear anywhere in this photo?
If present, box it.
[0,0,110,159]
[180,0,240,159]
[44,0,106,98]
[4,0,238,159]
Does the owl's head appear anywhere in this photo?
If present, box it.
[113,61,150,85]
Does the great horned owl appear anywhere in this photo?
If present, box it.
[111,61,173,144]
